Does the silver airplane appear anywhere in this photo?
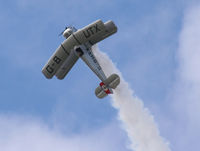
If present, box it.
[42,20,120,99]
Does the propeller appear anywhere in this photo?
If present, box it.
[58,25,75,37]
[58,26,68,36]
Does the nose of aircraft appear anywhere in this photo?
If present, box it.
[63,28,73,39]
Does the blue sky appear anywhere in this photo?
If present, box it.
[0,0,200,151]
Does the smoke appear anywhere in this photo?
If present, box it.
[168,4,200,151]
[93,45,171,151]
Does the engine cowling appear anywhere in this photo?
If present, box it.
[63,28,73,39]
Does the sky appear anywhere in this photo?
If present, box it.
[0,0,200,151]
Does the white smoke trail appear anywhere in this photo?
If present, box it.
[93,45,170,151]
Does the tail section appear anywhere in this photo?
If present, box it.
[95,74,120,99]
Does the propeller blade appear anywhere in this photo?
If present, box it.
[58,26,68,36]
[58,31,64,36]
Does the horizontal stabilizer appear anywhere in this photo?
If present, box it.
[95,74,120,99]
[103,74,120,89]
[95,86,108,99]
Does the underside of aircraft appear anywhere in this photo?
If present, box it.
[42,20,120,99]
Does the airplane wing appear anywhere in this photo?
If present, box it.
[42,44,70,79]
[55,49,79,79]
[42,43,79,80]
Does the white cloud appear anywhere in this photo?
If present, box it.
[164,4,200,151]
[0,115,130,151]
[174,4,200,127]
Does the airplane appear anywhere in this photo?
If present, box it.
[42,19,120,99]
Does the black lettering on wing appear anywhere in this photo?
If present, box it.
[46,65,54,74]
[83,30,90,38]
[95,24,101,32]
[53,56,61,64]
[88,27,94,34]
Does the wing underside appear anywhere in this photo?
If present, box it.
[55,49,79,79]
